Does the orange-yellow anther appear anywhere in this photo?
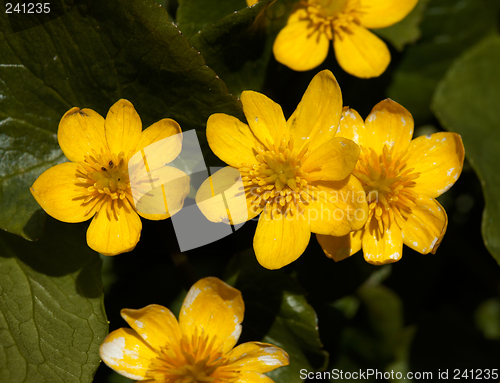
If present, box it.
[238,138,313,217]
[147,328,239,383]
[299,0,364,40]
[76,148,133,217]
[353,144,420,232]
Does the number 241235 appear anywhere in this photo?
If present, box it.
[6,3,51,14]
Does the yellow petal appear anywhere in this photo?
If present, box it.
[358,0,418,29]
[302,137,360,181]
[399,195,448,254]
[316,229,363,262]
[246,0,258,5]
[132,166,190,221]
[287,70,343,153]
[240,91,286,147]
[135,118,183,162]
[207,113,261,167]
[57,107,107,162]
[234,371,276,383]
[336,107,369,146]
[273,8,330,71]
[363,99,414,154]
[105,99,143,155]
[30,162,96,223]
[86,199,142,255]
[308,175,368,236]
[362,216,403,265]
[406,132,465,198]
[99,327,157,381]
[120,304,182,352]
[178,277,244,354]
[128,146,189,215]
[226,342,289,373]
[196,167,259,225]
[253,210,310,269]
[333,24,390,78]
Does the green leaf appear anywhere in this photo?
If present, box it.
[330,282,413,381]
[385,327,416,383]
[180,0,299,96]
[388,0,500,122]
[338,283,404,367]
[225,251,328,383]
[0,217,107,383]
[356,284,404,358]
[0,120,66,240]
[0,0,243,239]
[475,298,500,341]
[188,0,273,96]
[432,34,500,266]
[373,0,429,51]
[176,0,249,39]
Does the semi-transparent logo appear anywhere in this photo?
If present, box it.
[128,130,247,251]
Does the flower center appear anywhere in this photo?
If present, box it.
[147,330,239,383]
[353,145,420,233]
[76,148,135,218]
[301,0,363,40]
[316,0,348,17]
[238,138,317,218]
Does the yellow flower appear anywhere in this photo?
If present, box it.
[273,0,418,78]
[246,0,259,5]
[317,99,465,265]
[197,70,367,269]
[100,277,289,382]
[30,99,189,256]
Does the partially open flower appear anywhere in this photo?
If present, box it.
[100,277,289,382]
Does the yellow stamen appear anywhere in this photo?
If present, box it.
[147,328,239,383]
[238,138,314,217]
[299,0,365,40]
[355,144,420,233]
[76,148,133,217]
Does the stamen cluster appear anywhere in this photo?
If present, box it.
[300,0,364,40]
[147,329,239,383]
[353,144,420,233]
[76,148,134,218]
[237,138,317,218]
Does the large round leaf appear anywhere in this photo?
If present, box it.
[388,0,500,122]
[432,34,500,265]
[0,218,107,383]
